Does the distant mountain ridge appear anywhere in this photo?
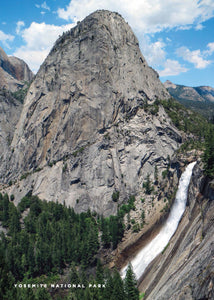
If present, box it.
[164,80,214,119]
[164,80,214,103]
[195,86,214,102]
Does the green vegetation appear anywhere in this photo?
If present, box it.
[118,195,136,218]
[143,175,154,195]
[112,190,120,202]
[0,193,140,299]
[20,172,31,180]
[12,81,32,103]
[141,210,145,223]
[124,263,139,299]
[48,160,57,167]
[0,194,100,281]
[161,98,209,137]
[203,125,214,178]
[177,138,204,153]
[140,292,146,299]
[66,261,139,300]
[160,98,214,177]
[176,98,214,121]
[162,242,170,254]
[162,169,168,179]
[132,223,140,233]
[100,214,124,249]
[144,99,159,116]
[72,146,85,157]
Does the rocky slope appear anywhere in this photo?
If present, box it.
[164,80,214,103]
[138,161,214,300]
[0,47,33,92]
[164,80,214,120]
[0,10,183,217]
[195,86,214,102]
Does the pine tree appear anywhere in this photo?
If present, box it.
[103,269,114,300]
[111,269,126,300]
[203,125,214,177]
[124,263,139,300]
[70,263,79,283]
[96,259,104,284]
[143,174,153,195]
[101,218,111,248]
[8,204,21,235]
[2,194,9,226]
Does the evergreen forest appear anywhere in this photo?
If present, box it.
[0,193,139,299]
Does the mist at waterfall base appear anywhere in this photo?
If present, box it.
[121,161,197,280]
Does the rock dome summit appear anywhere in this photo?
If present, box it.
[3,10,179,216]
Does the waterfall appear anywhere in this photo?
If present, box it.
[121,161,196,280]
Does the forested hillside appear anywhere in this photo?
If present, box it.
[0,193,140,299]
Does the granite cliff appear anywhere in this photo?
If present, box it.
[0,47,33,91]
[0,89,22,166]
[0,10,182,217]
[0,47,33,177]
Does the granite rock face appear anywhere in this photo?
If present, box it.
[0,47,32,171]
[0,47,33,91]
[2,10,181,216]
[0,89,22,161]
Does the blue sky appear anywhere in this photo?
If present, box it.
[1,0,214,87]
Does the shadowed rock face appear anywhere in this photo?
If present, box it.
[0,90,22,162]
[1,10,180,216]
[0,47,33,91]
[0,48,33,167]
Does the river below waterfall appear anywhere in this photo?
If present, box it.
[121,161,197,280]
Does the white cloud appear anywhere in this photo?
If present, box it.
[57,0,214,34]
[35,1,50,11]
[13,22,74,72]
[12,1,214,76]
[0,30,14,48]
[158,59,188,76]
[140,37,166,66]
[41,1,50,11]
[176,46,212,69]
[195,23,204,30]
[205,42,214,56]
[16,21,25,35]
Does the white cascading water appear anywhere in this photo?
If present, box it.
[121,161,197,280]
